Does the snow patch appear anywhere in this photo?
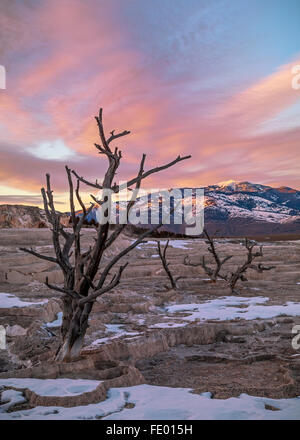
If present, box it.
[0,293,48,308]
[135,240,192,250]
[45,312,63,328]
[165,296,300,322]
[104,324,124,333]
[0,378,102,397]
[150,322,187,329]
[0,389,26,413]
[1,384,300,420]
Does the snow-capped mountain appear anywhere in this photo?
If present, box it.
[74,181,300,237]
[203,181,300,237]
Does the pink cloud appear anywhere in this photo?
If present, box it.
[1,0,300,207]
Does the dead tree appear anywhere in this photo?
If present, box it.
[184,232,275,293]
[226,238,275,294]
[20,108,190,362]
[184,229,232,282]
[156,240,181,290]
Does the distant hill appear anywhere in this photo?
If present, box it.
[0,205,50,228]
[0,205,69,229]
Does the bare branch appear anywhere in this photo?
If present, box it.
[253,263,276,273]
[71,170,102,190]
[95,108,111,153]
[104,154,146,249]
[97,223,162,290]
[184,229,232,282]
[227,239,275,293]
[107,129,131,145]
[113,154,191,193]
[72,154,191,194]
[80,263,129,304]
[20,247,58,264]
[157,240,178,290]
[45,277,79,300]
[41,187,52,223]
[40,174,71,274]
[83,274,96,290]
[65,166,76,228]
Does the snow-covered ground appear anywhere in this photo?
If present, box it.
[165,296,300,322]
[136,240,192,250]
[1,384,299,420]
[90,324,141,346]
[0,389,26,412]
[0,293,48,308]
[0,378,102,397]
[150,322,187,329]
[161,240,192,250]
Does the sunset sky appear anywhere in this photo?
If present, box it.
[0,0,300,210]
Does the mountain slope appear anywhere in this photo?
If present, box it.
[2,181,300,236]
[202,181,300,236]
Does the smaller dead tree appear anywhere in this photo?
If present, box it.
[157,240,181,290]
[226,238,275,294]
[184,231,275,294]
[184,229,232,282]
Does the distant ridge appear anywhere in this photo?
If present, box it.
[1,181,300,237]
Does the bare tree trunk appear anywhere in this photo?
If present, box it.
[56,301,93,362]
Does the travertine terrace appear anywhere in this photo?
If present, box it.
[0,228,300,414]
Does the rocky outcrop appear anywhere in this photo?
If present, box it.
[5,325,27,337]
[0,204,70,229]
[0,205,50,228]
